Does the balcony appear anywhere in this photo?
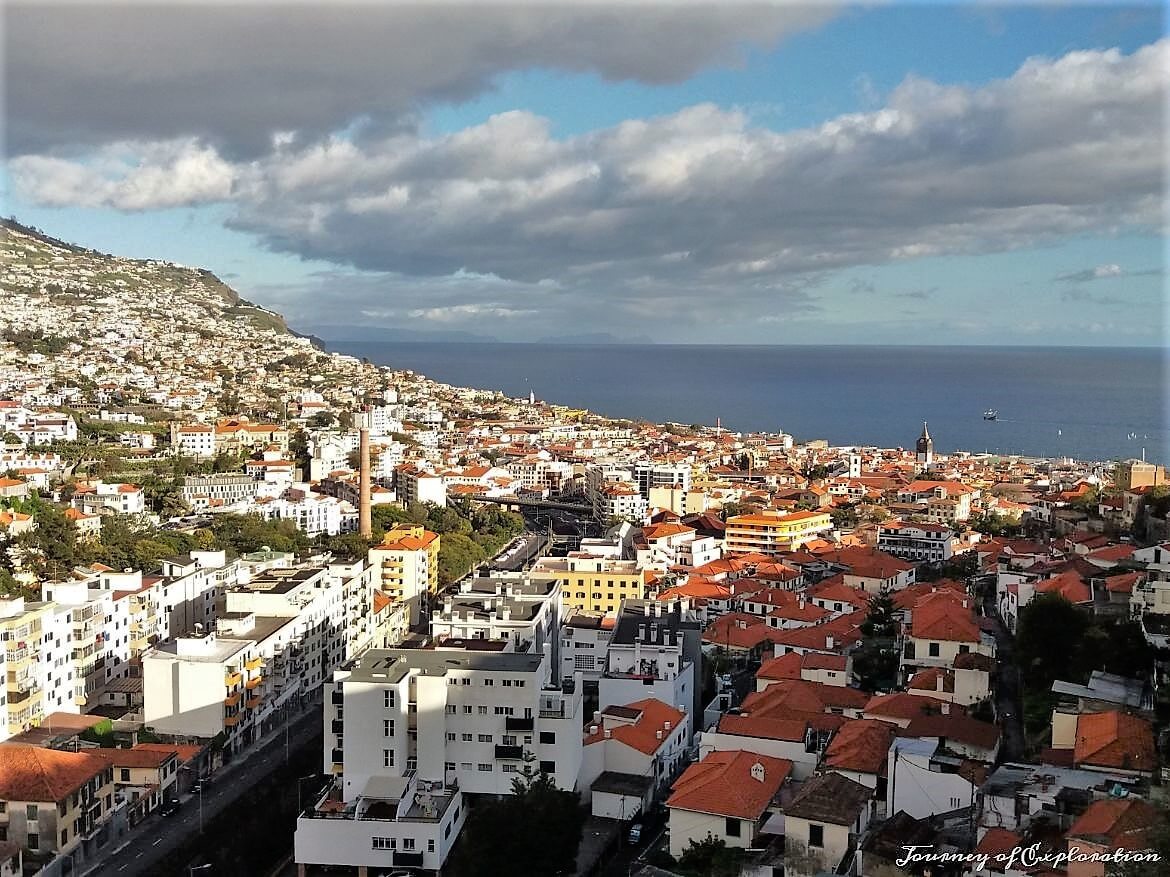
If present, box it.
[225,694,241,708]
[225,671,243,688]
[331,720,345,735]
[330,748,344,764]
[330,691,344,705]
[245,656,263,671]
[245,675,263,690]
[246,695,263,709]
[505,716,535,732]
[494,744,524,760]
[224,715,241,727]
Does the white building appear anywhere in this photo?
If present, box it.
[878,521,956,562]
[323,646,584,799]
[430,572,562,656]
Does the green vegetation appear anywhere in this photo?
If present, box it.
[969,511,1022,538]
[853,591,900,692]
[675,837,747,877]
[445,754,585,877]
[1015,593,1154,737]
[1,328,77,355]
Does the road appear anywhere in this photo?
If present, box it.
[983,589,1025,762]
[85,705,322,877]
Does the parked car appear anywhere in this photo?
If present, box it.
[160,798,182,817]
[628,823,643,845]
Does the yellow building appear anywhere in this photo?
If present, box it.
[368,525,441,604]
[724,509,833,557]
[1116,459,1166,491]
[0,744,115,859]
[0,600,50,738]
[531,555,659,615]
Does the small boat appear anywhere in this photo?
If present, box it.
[983,409,998,421]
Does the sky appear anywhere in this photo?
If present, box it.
[3,1,1167,346]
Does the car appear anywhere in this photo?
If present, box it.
[159,798,182,817]
[191,777,211,793]
[628,823,643,845]
[717,674,733,691]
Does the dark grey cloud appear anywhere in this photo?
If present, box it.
[4,2,837,158]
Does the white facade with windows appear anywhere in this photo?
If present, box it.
[323,647,584,799]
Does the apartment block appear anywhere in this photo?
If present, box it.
[322,646,584,798]
[724,510,833,557]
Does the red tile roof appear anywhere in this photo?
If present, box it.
[823,719,897,776]
[666,750,792,819]
[584,699,686,756]
[0,744,109,802]
[910,590,980,643]
[1074,711,1156,771]
[1067,798,1160,850]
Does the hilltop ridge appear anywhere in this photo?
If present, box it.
[0,219,387,416]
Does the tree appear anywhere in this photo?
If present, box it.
[307,411,336,428]
[1016,594,1090,693]
[677,837,747,877]
[217,390,241,413]
[446,752,584,877]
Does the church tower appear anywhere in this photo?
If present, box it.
[916,421,934,466]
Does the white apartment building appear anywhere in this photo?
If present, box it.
[143,564,351,752]
[560,612,615,689]
[599,600,704,736]
[878,521,956,562]
[430,572,562,657]
[171,424,216,459]
[179,473,259,511]
[634,462,693,498]
[71,481,146,516]
[323,646,584,798]
[255,486,355,537]
[395,466,447,507]
[39,580,132,711]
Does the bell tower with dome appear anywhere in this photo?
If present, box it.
[916,421,934,466]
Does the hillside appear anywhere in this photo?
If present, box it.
[0,219,387,417]
[0,218,289,331]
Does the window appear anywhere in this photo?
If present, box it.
[61,829,68,846]
[478,734,492,742]
[462,733,473,742]
[27,834,39,851]
[928,642,940,657]
[428,839,436,853]
[372,836,397,849]
[383,749,394,768]
[384,690,395,708]
[540,760,555,774]
[461,678,470,685]
[502,679,512,687]
[516,680,525,687]
[462,705,473,714]
[446,732,456,742]
[445,705,456,715]
[725,818,741,837]
[477,764,492,772]
[384,719,394,736]
[484,678,494,686]
[478,706,488,715]
[540,731,556,745]
[445,761,456,771]
[26,805,37,820]
[808,824,824,848]
[502,764,518,773]
[403,838,416,850]
[950,797,962,808]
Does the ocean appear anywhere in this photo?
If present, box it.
[328,342,1168,464]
